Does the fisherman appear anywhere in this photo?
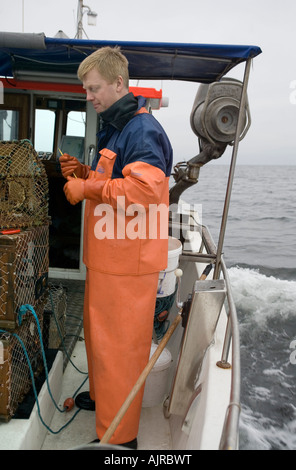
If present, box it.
[60,46,173,449]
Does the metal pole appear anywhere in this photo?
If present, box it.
[76,0,83,39]
[213,58,252,279]
[219,257,241,449]
[22,0,25,32]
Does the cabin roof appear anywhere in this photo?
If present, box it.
[0,33,262,84]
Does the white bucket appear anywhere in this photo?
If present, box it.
[142,342,172,408]
[157,236,182,297]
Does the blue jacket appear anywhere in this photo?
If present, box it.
[83,94,173,274]
[92,95,172,179]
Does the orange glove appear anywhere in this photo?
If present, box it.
[63,177,85,205]
[59,154,89,179]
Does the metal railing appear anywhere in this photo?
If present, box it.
[218,257,241,450]
[181,221,241,449]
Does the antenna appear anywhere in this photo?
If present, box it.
[75,0,98,39]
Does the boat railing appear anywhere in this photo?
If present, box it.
[181,222,240,450]
[218,256,241,450]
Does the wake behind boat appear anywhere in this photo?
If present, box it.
[0,31,261,451]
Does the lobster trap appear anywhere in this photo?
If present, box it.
[0,139,49,230]
[43,284,67,350]
[0,299,45,421]
[0,225,49,330]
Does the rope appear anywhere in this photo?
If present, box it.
[154,287,177,340]
[0,300,87,434]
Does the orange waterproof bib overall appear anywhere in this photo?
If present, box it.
[84,269,159,444]
[82,109,170,443]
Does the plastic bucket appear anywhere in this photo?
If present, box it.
[142,342,172,407]
[157,236,182,297]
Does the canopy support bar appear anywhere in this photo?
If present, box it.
[213,58,252,279]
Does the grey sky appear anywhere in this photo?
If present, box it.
[0,0,295,165]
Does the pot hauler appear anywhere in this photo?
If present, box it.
[60,46,173,449]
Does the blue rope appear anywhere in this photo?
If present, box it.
[0,303,87,434]
[0,326,83,434]
[154,288,177,340]
[18,304,63,413]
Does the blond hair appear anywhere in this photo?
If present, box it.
[77,46,129,88]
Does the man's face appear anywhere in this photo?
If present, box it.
[83,68,121,114]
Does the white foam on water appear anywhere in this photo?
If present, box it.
[228,266,296,326]
[228,266,296,450]
[240,405,296,450]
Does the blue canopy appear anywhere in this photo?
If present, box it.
[0,33,262,83]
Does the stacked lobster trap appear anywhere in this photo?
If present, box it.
[0,139,49,230]
[0,139,53,420]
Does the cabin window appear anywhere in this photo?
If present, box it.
[66,111,86,137]
[34,109,56,153]
[0,109,19,140]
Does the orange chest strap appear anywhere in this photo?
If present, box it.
[134,106,149,116]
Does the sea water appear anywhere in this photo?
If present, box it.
[180,164,296,450]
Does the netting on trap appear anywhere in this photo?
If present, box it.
[43,284,67,350]
[0,139,49,229]
[0,225,49,330]
[0,299,45,421]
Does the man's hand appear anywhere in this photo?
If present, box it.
[63,177,85,205]
[59,153,84,178]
